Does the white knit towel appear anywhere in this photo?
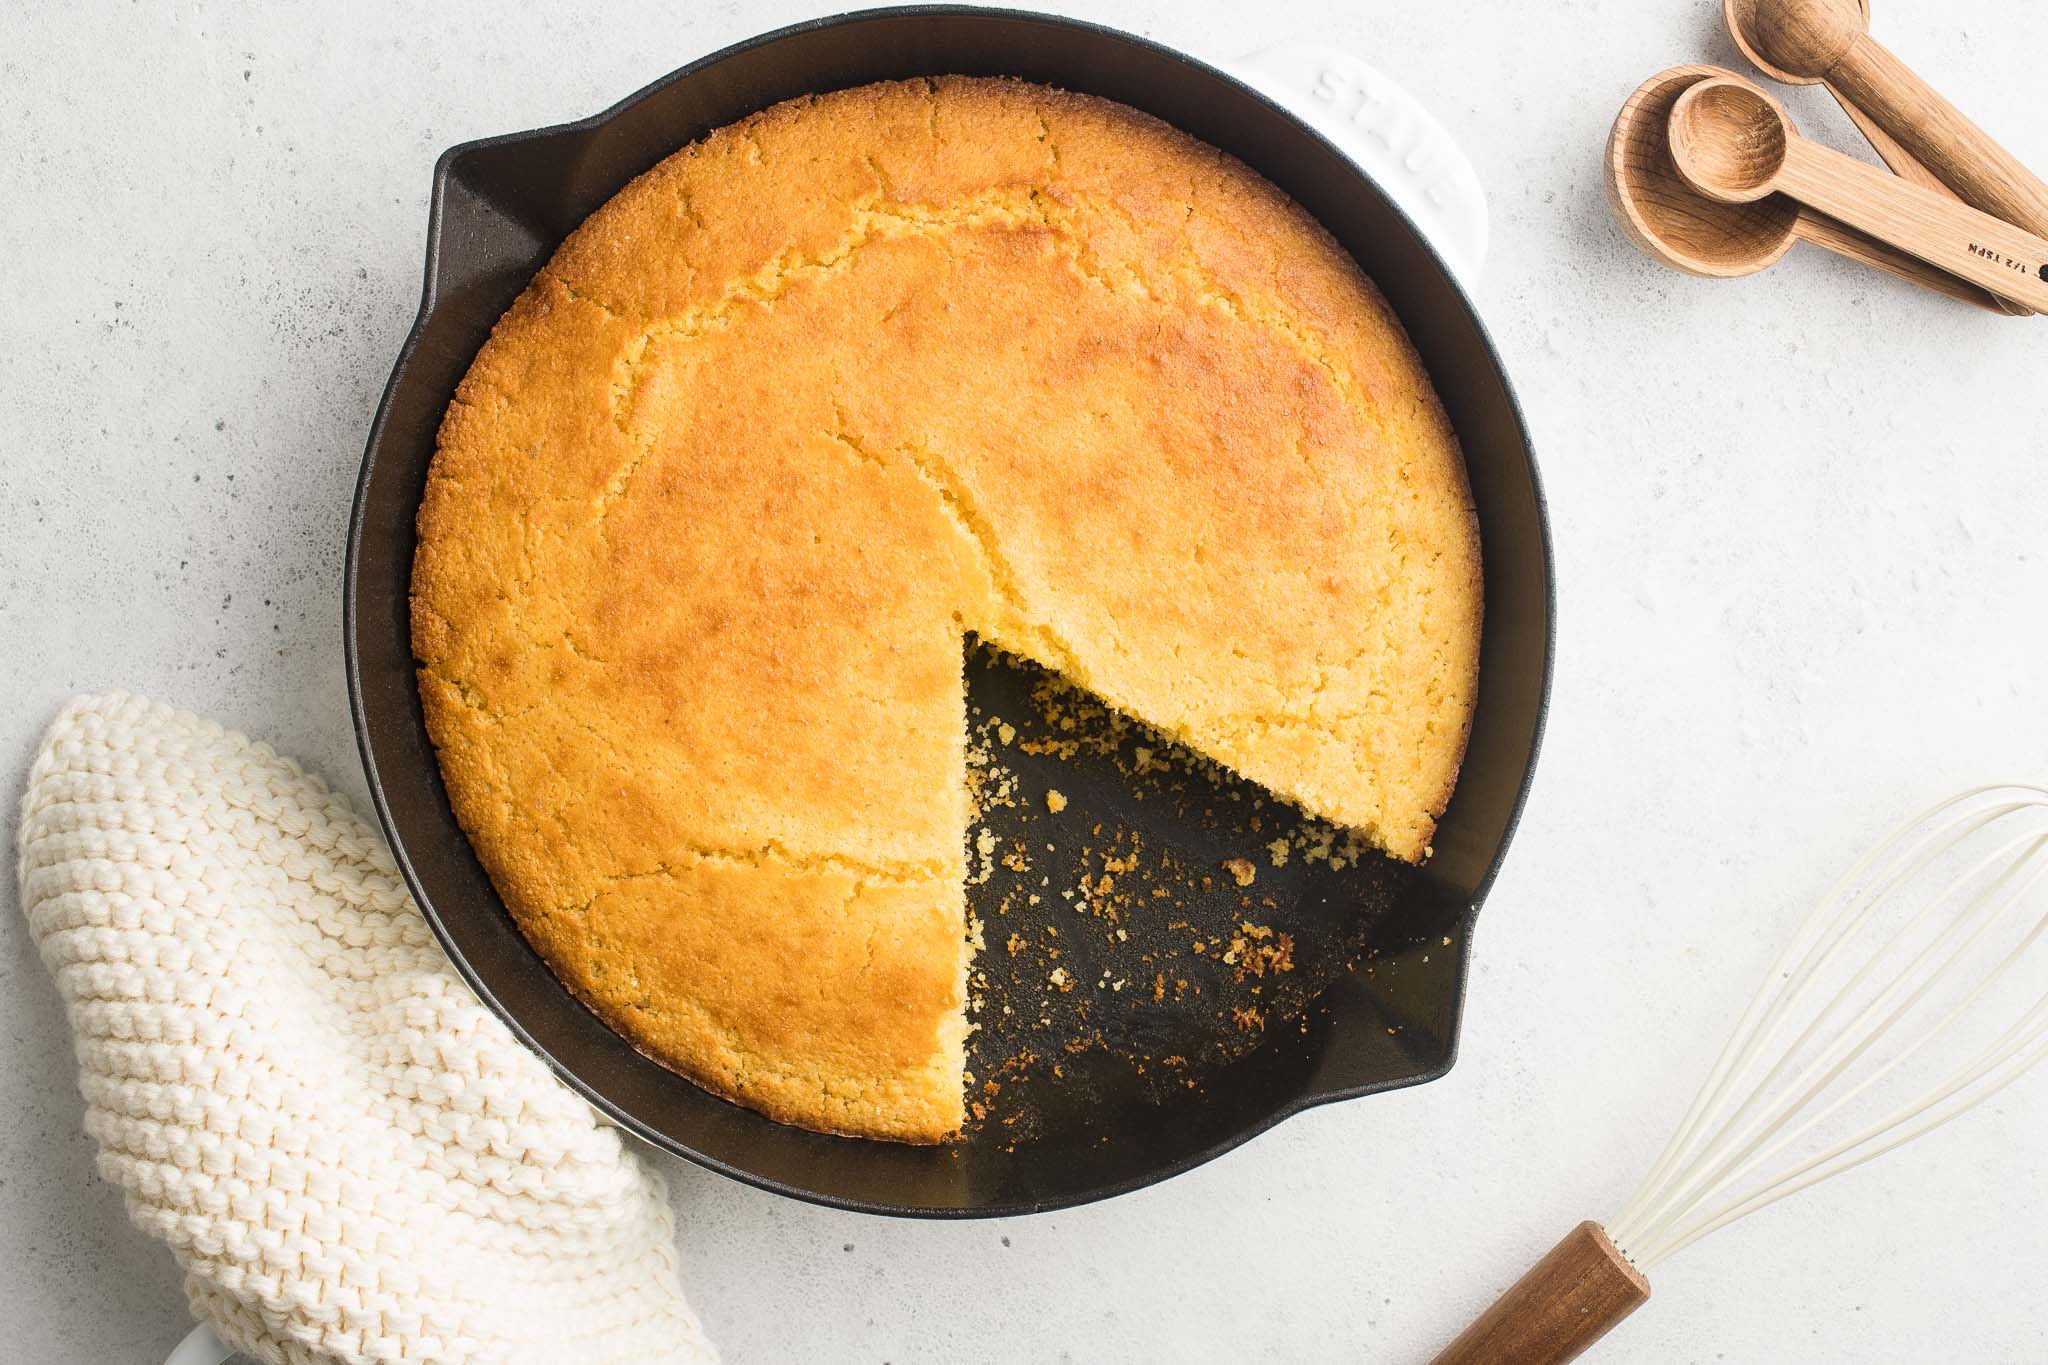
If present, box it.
[16,693,720,1365]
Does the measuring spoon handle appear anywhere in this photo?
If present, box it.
[1820,78,2030,316]
[1794,211,2007,313]
[1776,135,2048,312]
[1831,36,2048,240]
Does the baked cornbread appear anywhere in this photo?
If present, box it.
[411,77,1482,1143]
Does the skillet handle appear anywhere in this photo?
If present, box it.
[1225,43,1488,285]
[1427,1221,1651,1365]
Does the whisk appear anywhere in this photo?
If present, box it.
[1430,784,2048,1364]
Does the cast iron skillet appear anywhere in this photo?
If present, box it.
[345,6,1552,1217]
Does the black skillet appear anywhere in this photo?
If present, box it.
[345,6,1553,1217]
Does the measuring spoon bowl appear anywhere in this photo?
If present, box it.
[1607,66,1800,277]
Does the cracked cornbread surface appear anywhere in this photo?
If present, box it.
[411,76,1481,1143]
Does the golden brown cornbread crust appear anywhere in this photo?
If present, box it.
[411,77,1482,1143]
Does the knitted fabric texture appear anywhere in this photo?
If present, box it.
[16,693,720,1365]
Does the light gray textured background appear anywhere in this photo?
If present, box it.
[4,1,2045,1361]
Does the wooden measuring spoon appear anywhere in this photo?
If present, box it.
[1607,66,2006,310]
[1725,0,1939,192]
[1728,0,2028,315]
[1724,0,2048,238]
[1667,75,2048,311]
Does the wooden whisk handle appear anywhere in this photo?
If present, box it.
[1831,37,2048,240]
[1428,1222,1651,1365]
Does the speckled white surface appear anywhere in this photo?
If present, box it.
[4,2,2045,1361]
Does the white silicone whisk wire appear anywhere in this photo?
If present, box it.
[1605,784,2048,1273]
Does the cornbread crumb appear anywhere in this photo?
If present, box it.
[1045,790,1067,813]
[1222,857,1257,888]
